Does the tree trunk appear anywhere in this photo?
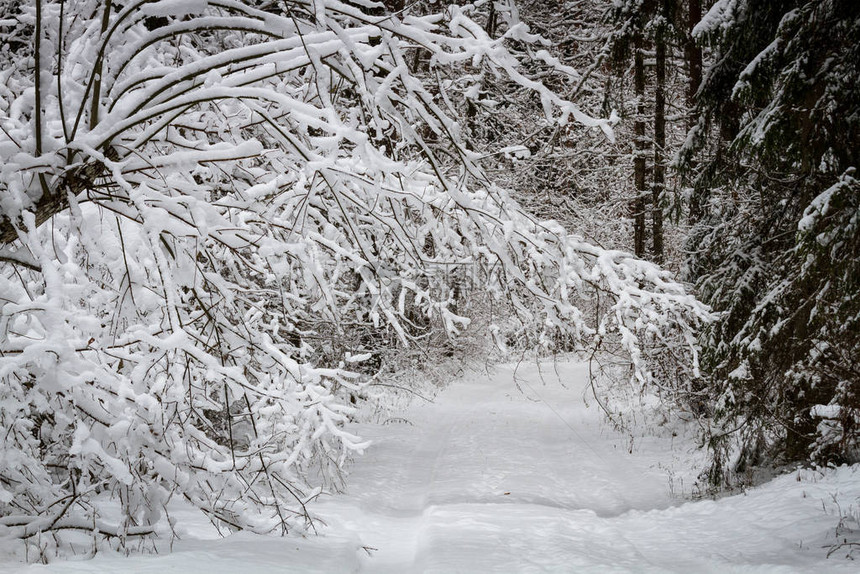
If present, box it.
[633,34,648,259]
[89,0,112,131]
[652,13,666,264]
[685,0,705,224]
[485,0,497,37]
[685,0,702,127]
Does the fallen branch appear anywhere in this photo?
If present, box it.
[1,515,157,540]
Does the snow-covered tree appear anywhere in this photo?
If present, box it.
[683,0,860,480]
[0,0,710,547]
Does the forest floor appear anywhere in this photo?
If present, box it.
[3,358,859,573]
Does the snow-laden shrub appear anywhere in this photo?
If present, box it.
[0,0,710,546]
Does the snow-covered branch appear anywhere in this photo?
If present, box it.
[0,0,710,545]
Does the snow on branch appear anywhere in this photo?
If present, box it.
[0,0,710,547]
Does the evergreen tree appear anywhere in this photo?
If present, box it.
[684,0,860,480]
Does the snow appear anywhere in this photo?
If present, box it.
[811,405,842,419]
[693,0,740,38]
[3,358,859,572]
[799,179,840,233]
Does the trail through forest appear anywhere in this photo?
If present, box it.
[4,359,859,573]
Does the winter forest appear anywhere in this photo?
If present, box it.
[0,0,858,571]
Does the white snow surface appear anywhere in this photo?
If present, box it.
[3,359,859,573]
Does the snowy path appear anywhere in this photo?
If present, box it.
[318,360,678,572]
[4,359,859,573]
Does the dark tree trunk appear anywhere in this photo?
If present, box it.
[652,12,666,263]
[633,34,648,259]
[685,0,705,224]
[485,0,497,37]
[685,0,702,127]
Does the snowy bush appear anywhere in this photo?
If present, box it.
[0,0,710,547]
